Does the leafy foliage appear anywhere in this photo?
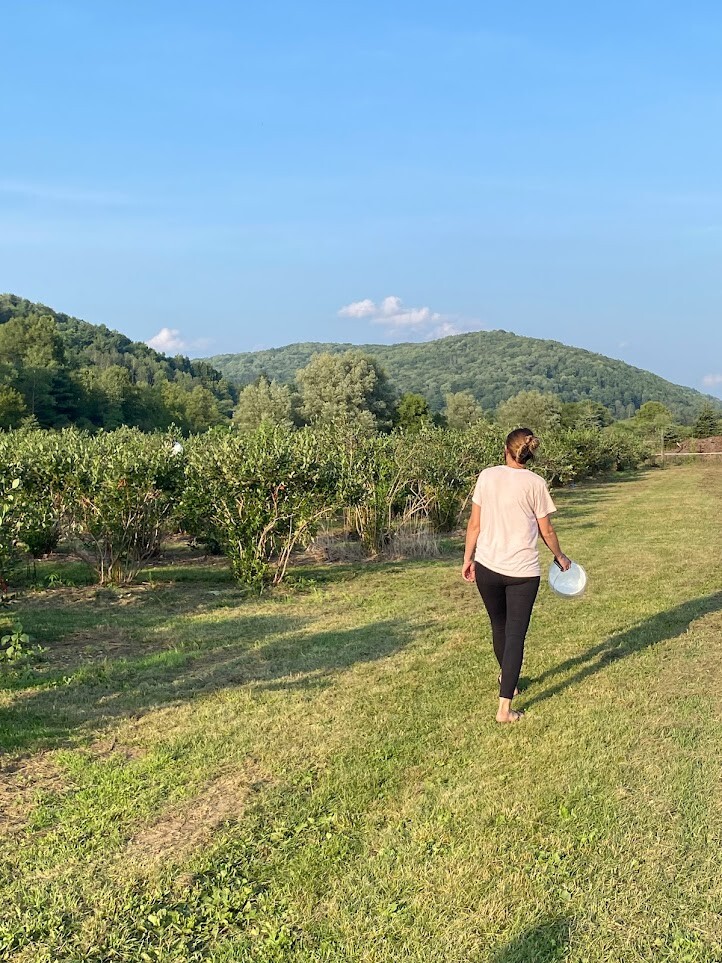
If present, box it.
[0,429,72,558]
[0,476,23,587]
[634,401,674,427]
[560,399,613,430]
[181,426,347,587]
[207,330,721,423]
[443,390,484,429]
[0,620,42,663]
[5,295,719,435]
[0,385,28,428]
[611,401,681,445]
[537,429,650,486]
[495,390,563,433]
[233,376,296,430]
[0,424,650,589]
[694,402,722,438]
[342,434,413,554]
[396,393,432,432]
[0,294,236,431]
[60,429,184,584]
[296,350,396,432]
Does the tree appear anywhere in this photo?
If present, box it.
[97,365,135,429]
[693,402,721,438]
[396,393,431,432]
[181,385,224,433]
[233,376,295,430]
[560,400,613,430]
[160,381,191,430]
[635,401,673,427]
[620,401,677,444]
[444,391,484,429]
[0,295,240,431]
[0,386,28,429]
[0,314,70,425]
[296,350,396,431]
[495,390,562,433]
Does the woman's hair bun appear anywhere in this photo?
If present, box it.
[505,427,540,463]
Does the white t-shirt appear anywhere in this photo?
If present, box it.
[472,465,556,577]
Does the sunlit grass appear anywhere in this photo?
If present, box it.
[1,464,721,961]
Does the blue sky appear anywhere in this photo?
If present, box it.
[2,0,721,397]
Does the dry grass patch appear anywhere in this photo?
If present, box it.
[386,522,441,560]
[123,763,271,870]
[0,751,68,835]
[51,625,144,664]
[306,533,366,563]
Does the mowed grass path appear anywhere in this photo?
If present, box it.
[1,464,721,962]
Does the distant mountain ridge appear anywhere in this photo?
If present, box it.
[2,295,717,427]
[205,330,718,423]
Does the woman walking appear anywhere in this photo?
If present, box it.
[462,428,570,723]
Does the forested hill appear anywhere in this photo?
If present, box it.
[3,294,717,429]
[0,294,236,431]
[206,330,715,422]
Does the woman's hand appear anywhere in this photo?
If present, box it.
[538,516,571,572]
[462,558,476,582]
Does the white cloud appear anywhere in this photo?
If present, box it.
[146,329,215,356]
[376,295,442,328]
[338,294,481,341]
[146,328,187,353]
[338,295,440,331]
[338,295,482,340]
[338,298,376,319]
[703,373,722,387]
[426,320,479,339]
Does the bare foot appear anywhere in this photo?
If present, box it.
[496,708,524,724]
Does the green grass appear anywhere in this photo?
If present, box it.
[1,464,721,962]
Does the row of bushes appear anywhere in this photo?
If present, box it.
[0,425,651,589]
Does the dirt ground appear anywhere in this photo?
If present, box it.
[676,435,722,453]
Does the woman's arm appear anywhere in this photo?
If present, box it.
[462,501,481,582]
[537,514,571,570]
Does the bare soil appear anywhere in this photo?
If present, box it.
[123,764,270,868]
[677,435,722,453]
[0,752,68,834]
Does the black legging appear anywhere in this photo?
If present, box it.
[475,562,540,700]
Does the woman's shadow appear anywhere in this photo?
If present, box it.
[490,918,571,963]
[522,591,722,708]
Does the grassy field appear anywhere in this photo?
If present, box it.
[1,463,721,962]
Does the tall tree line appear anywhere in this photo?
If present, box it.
[0,295,236,431]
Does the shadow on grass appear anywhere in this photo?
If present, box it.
[24,544,454,597]
[524,591,722,709]
[490,918,571,963]
[0,613,422,754]
[4,584,262,667]
[287,546,458,587]
[551,473,639,522]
